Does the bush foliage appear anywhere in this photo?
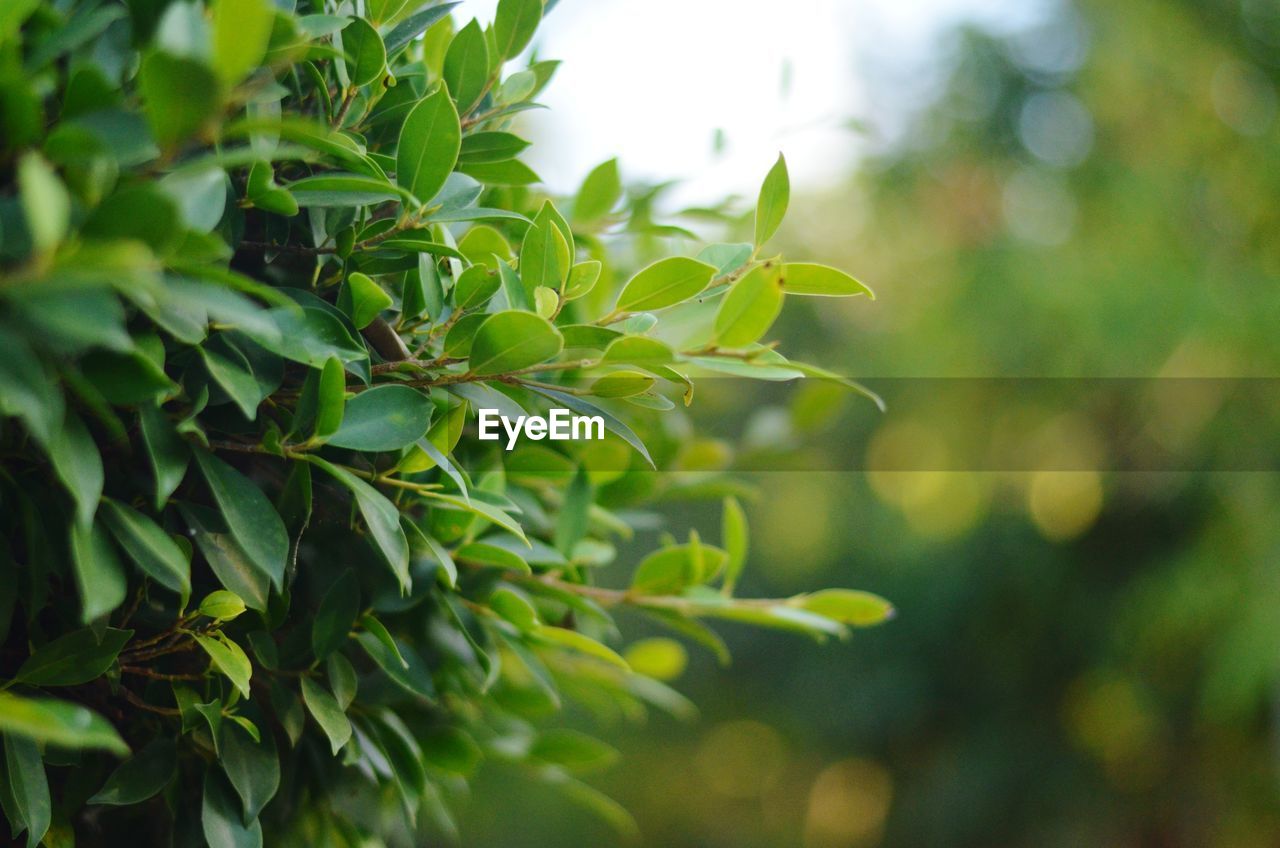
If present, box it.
[0,0,885,844]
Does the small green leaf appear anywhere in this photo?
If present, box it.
[15,628,131,687]
[458,131,531,164]
[139,52,220,150]
[194,634,253,699]
[574,158,622,224]
[211,0,273,86]
[720,497,748,595]
[623,637,688,681]
[530,729,619,774]
[590,370,654,398]
[794,589,895,627]
[520,217,569,297]
[17,154,69,254]
[87,739,176,806]
[341,17,387,88]
[100,498,191,597]
[326,654,358,710]
[454,264,502,310]
[313,357,346,442]
[781,262,875,298]
[468,311,564,376]
[601,335,673,366]
[455,542,530,573]
[0,694,128,755]
[615,257,717,312]
[199,590,247,622]
[713,263,785,347]
[180,504,271,613]
[494,0,542,59]
[305,457,410,589]
[312,571,360,661]
[138,404,189,510]
[554,466,592,556]
[489,586,539,631]
[4,733,50,848]
[47,410,103,529]
[327,384,432,452]
[219,719,279,823]
[754,153,789,247]
[564,260,602,300]
[397,88,461,205]
[68,520,127,625]
[202,770,263,848]
[443,19,490,111]
[345,272,393,330]
[193,450,289,589]
[286,173,402,207]
[299,678,350,756]
[458,158,541,186]
[536,627,629,671]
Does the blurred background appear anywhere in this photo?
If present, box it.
[457,0,1280,845]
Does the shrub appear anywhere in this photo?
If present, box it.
[0,0,885,844]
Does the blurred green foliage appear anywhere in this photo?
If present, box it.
[463,0,1280,845]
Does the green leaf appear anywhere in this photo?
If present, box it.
[384,3,458,54]
[326,654,358,711]
[4,734,50,848]
[601,335,673,366]
[574,158,622,224]
[530,729,618,774]
[397,88,461,206]
[219,719,279,823]
[0,335,61,446]
[179,504,271,613]
[720,497,748,594]
[15,627,131,687]
[590,370,654,398]
[138,405,189,510]
[521,386,654,468]
[312,571,360,661]
[494,0,542,59]
[193,450,289,589]
[443,19,490,111]
[68,520,127,624]
[536,626,629,671]
[139,52,220,150]
[630,544,705,595]
[299,678,350,756]
[305,457,410,590]
[458,158,541,186]
[195,633,253,699]
[87,739,176,806]
[341,17,386,88]
[286,173,403,207]
[554,467,592,556]
[453,264,502,310]
[794,589,895,627]
[615,257,717,312]
[781,262,875,297]
[100,498,191,597]
[458,131,531,164]
[47,410,103,529]
[355,629,436,699]
[754,153,789,247]
[714,263,785,347]
[455,542,530,573]
[489,586,539,630]
[359,614,409,670]
[0,694,127,755]
[519,217,569,299]
[17,154,69,254]
[345,272,393,330]
[202,770,263,848]
[468,311,564,375]
[314,357,347,441]
[623,637,688,681]
[327,384,432,452]
[564,260,602,300]
[211,0,273,86]
[199,590,247,621]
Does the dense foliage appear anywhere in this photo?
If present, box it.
[0,0,887,844]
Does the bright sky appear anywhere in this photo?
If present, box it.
[458,0,1048,204]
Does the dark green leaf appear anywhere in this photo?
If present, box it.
[312,571,360,661]
[468,311,563,375]
[341,17,386,88]
[139,52,220,150]
[4,734,50,848]
[68,520,127,624]
[327,384,431,452]
[87,738,176,806]
[15,627,130,687]
[397,88,461,206]
[299,678,350,756]
[306,457,410,589]
[193,450,289,589]
[443,19,490,111]
[202,770,263,848]
[219,720,279,823]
